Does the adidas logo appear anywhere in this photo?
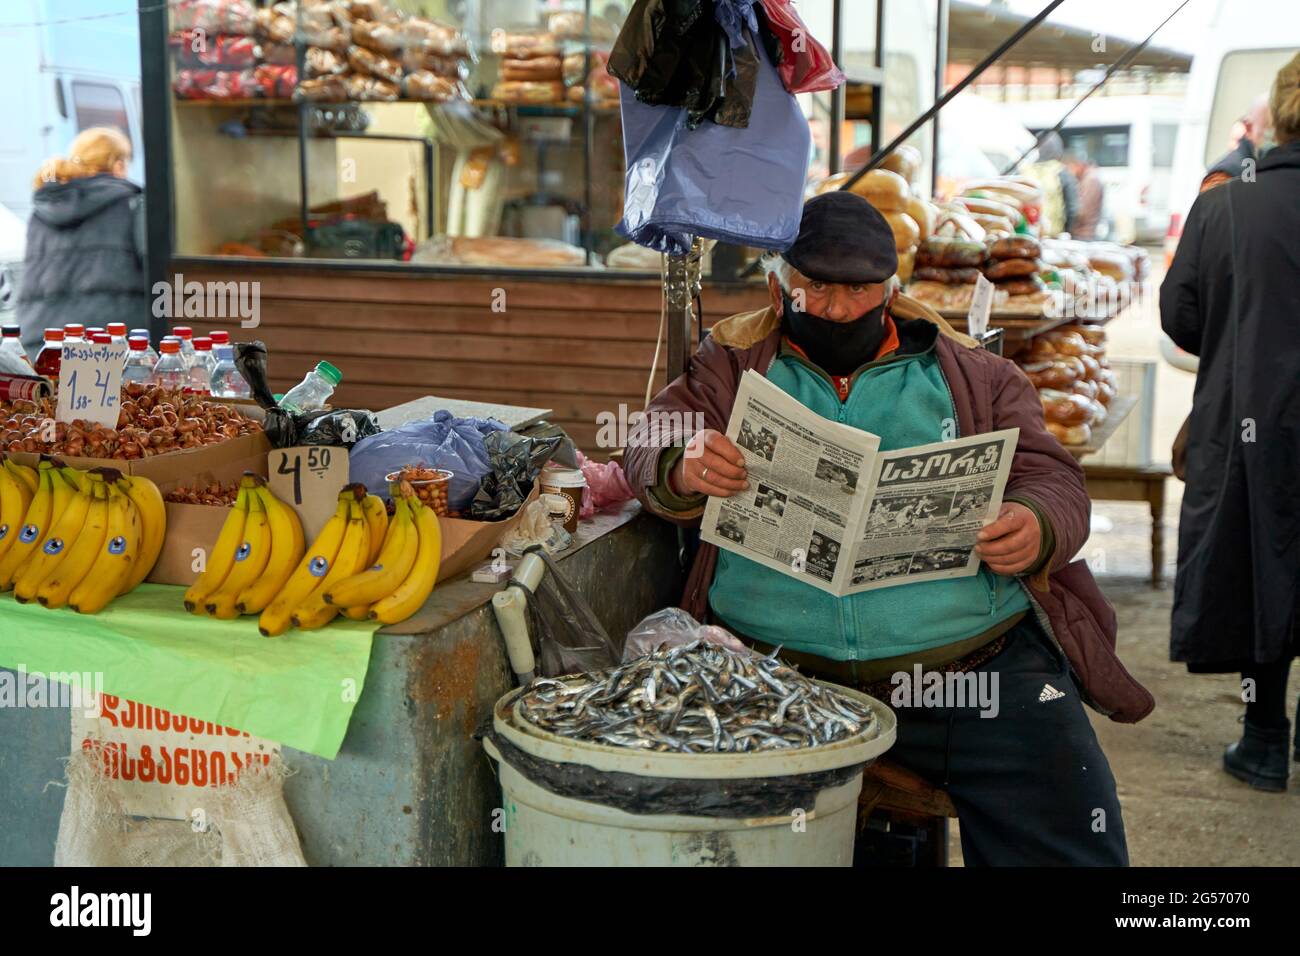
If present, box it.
[1039,683,1066,703]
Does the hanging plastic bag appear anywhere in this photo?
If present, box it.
[516,548,621,676]
[348,410,508,511]
[757,0,845,94]
[615,31,810,254]
[622,607,750,662]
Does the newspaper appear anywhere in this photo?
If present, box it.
[701,370,1019,595]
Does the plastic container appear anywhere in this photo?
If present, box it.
[209,330,230,347]
[482,682,896,866]
[62,323,85,346]
[189,336,215,394]
[122,337,155,386]
[86,327,106,340]
[128,333,159,366]
[34,328,64,380]
[106,323,128,348]
[386,468,452,516]
[172,326,196,369]
[0,325,33,371]
[89,332,112,345]
[152,338,188,390]
[280,360,341,414]
[209,344,250,399]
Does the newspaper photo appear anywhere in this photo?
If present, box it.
[701,370,1019,596]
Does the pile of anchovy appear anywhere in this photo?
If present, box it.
[518,641,875,753]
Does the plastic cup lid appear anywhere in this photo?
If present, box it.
[315,360,342,385]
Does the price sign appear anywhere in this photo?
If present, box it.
[267,445,350,543]
[55,341,129,428]
[967,274,995,339]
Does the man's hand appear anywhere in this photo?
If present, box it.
[975,503,1042,575]
[670,429,749,498]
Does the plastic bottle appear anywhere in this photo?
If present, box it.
[209,330,231,347]
[279,361,341,413]
[89,332,112,345]
[0,324,33,371]
[86,327,106,340]
[106,323,128,347]
[63,324,86,347]
[34,328,64,380]
[172,326,196,369]
[128,333,159,366]
[152,339,188,390]
[122,337,154,387]
[209,344,250,399]
[189,337,215,395]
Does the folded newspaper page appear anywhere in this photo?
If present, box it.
[700,370,1019,595]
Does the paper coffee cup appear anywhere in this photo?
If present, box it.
[540,466,586,534]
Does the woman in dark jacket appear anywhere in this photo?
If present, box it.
[1160,54,1300,791]
[17,127,146,358]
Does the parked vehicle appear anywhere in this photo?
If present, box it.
[1007,95,1185,243]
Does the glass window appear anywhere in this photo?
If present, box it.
[1041,126,1131,168]
[1206,48,1296,166]
[72,82,132,145]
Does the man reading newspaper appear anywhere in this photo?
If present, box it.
[624,192,1153,866]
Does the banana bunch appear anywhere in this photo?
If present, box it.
[0,456,166,613]
[258,481,441,637]
[183,473,304,620]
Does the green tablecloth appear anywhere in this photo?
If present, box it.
[0,584,375,759]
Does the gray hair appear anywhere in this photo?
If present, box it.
[762,253,900,297]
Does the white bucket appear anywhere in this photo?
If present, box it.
[483,682,896,866]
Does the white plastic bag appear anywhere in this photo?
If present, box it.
[622,608,749,662]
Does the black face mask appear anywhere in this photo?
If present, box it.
[781,292,888,376]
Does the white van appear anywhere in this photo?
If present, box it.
[1166,0,1300,233]
[1006,95,1185,243]
[0,1,143,223]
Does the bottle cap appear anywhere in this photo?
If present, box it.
[128,337,148,351]
[106,323,128,336]
[173,326,193,340]
[315,360,342,386]
[129,328,150,338]
[44,328,65,342]
[90,332,112,344]
[209,330,230,344]
[87,327,106,337]
[194,337,213,351]
[1,324,19,336]
[160,339,181,354]
[63,324,85,337]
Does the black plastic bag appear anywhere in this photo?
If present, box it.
[468,429,563,520]
[515,547,621,676]
[235,340,379,449]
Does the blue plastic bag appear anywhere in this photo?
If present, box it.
[348,410,508,511]
[615,30,810,255]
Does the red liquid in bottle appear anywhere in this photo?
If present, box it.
[34,328,64,380]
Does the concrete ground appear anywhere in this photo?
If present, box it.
[953,260,1299,866]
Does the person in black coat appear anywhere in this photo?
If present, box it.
[17,127,146,358]
[1160,54,1300,792]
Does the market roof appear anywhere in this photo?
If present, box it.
[949,1,1194,73]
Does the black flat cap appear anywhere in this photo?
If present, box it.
[781,191,898,284]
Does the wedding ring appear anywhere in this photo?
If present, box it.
[701,467,710,481]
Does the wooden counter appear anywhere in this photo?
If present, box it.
[171,260,770,456]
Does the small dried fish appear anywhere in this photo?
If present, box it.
[517,641,875,754]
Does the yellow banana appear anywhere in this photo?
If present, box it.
[48,466,77,520]
[69,486,140,614]
[61,466,90,494]
[183,485,248,612]
[4,459,38,496]
[236,481,305,614]
[259,496,350,638]
[292,495,370,631]
[360,494,388,567]
[370,496,442,626]
[205,490,272,619]
[0,466,33,567]
[14,479,92,603]
[38,483,110,609]
[0,463,56,589]
[325,497,416,610]
[115,474,166,593]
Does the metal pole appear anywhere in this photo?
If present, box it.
[137,0,171,345]
[841,0,1068,189]
[932,0,949,197]
[870,0,884,155]
[828,0,844,173]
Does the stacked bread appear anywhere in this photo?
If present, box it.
[491,30,565,104]
[953,177,1043,234]
[906,236,1006,311]
[1018,326,1117,446]
[983,235,1051,308]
